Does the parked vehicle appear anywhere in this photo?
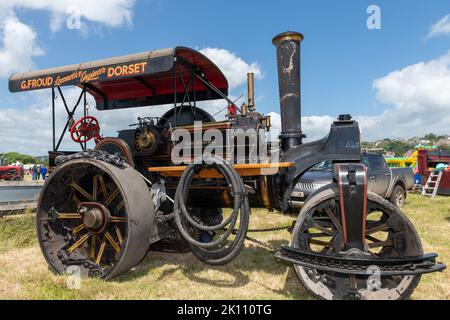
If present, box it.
[0,155,24,181]
[292,152,414,207]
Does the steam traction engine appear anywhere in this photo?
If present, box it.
[9,32,445,299]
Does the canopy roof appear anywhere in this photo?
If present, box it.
[9,47,228,110]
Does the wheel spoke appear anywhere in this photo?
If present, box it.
[105,231,121,253]
[68,232,91,253]
[366,223,389,235]
[366,235,382,242]
[368,239,393,249]
[72,224,85,234]
[72,194,81,206]
[98,175,108,198]
[306,232,331,238]
[92,176,98,201]
[309,238,333,247]
[115,227,123,245]
[104,188,120,207]
[324,208,341,231]
[115,200,125,214]
[311,222,334,236]
[69,181,94,201]
[58,213,81,219]
[90,235,96,259]
[96,237,107,265]
[111,216,127,223]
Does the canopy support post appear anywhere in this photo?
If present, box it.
[193,70,196,112]
[54,87,86,152]
[52,87,56,152]
[177,57,240,114]
[83,88,87,150]
[83,83,108,109]
[178,67,195,118]
[173,57,177,128]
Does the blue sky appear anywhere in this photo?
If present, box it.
[0,0,449,155]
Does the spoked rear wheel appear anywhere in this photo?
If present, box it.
[292,187,422,300]
[37,159,154,279]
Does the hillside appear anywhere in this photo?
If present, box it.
[1,153,48,166]
[362,133,450,157]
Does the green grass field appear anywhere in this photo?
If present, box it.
[0,194,448,300]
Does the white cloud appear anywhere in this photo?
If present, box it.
[0,0,136,78]
[1,0,135,32]
[366,51,450,140]
[267,112,335,142]
[428,14,450,38]
[200,48,263,89]
[0,14,44,78]
[270,51,450,142]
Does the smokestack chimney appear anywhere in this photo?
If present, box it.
[247,73,255,112]
[272,31,304,150]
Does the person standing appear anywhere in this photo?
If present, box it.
[36,165,41,180]
[39,166,48,181]
[32,165,37,180]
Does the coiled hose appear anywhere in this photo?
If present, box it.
[174,156,250,265]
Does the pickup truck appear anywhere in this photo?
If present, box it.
[291,153,414,207]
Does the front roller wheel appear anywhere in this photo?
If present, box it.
[37,159,155,279]
[292,187,422,300]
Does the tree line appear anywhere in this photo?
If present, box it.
[362,133,450,157]
[1,152,48,166]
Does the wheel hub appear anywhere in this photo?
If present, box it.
[79,202,110,233]
[84,208,104,229]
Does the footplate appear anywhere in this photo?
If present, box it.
[276,246,446,276]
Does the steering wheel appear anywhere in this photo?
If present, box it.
[70,116,102,143]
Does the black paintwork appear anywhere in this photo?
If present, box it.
[335,163,367,251]
[273,34,304,150]
[277,117,361,212]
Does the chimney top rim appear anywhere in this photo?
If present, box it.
[272,31,304,46]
